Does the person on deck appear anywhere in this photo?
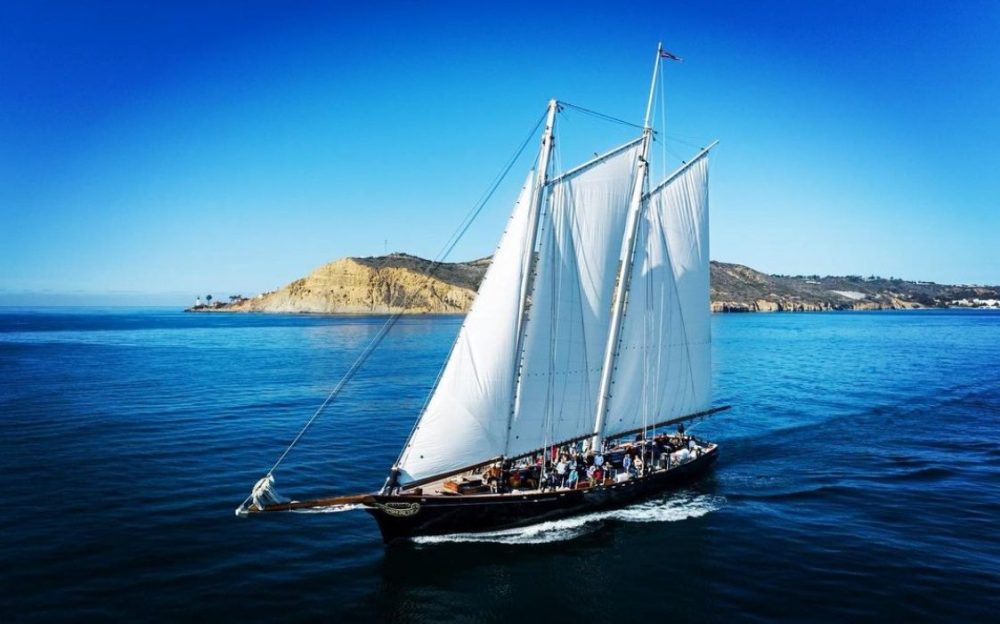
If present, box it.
[592,465,605,485]
[555,455,568,488]
[509,471,521,491]
[484,463,501,493]
[634,454,645,476]
[623,452,633,476]
[567,466,579,489]
[541,470,556,492]
[594,452,605,468]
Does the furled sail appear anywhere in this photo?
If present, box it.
[396,172,536,485]
[601,153,712,438]
[507,140,642,457]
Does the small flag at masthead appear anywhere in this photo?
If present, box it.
[659,48,683,62]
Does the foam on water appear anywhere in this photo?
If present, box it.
[291,503,363,514]
[411,491,725,545]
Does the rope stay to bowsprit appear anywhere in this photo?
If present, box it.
[235,110,548,517]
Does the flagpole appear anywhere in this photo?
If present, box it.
[643,42,663,130]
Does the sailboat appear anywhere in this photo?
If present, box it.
[237,45,729,543]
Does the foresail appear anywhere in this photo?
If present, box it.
[602,153,711,438]
[507,141,641,458]
[396,172,535,485]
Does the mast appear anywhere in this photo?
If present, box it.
[504,98,558,457]
[591,44,662,451]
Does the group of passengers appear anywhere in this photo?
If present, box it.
[483,426,702,494]
[544,446,648,491]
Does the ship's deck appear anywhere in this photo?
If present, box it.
[404,435,716,499]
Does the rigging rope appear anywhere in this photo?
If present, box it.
[559,101,648,132]
[238,109,549,512]
[659,58,668,181]
[665,136,704,150]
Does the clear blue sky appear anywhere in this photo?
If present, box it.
[2,1,998,304]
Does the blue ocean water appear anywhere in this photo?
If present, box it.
[1,308,998,622]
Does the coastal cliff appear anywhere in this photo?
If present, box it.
[191,254,1000,314]
[214,254,486,314]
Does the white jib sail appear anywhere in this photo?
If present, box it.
[396,172,536,485]
[507,141,641,457]
[602,154,711,438]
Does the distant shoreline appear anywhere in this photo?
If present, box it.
[185,304,1000,316]
[182,253,1000,317]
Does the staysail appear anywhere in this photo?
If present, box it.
[507,139,642,458]
[395,172,536,485]
[601,151,712,438]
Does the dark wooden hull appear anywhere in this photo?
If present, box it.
[364,447,719,543]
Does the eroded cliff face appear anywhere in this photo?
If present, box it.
[226,255,479,314]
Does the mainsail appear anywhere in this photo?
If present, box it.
[394,137,716,485]
[395,172,536,485]
[507,139,642,458]
[601,153,712,438]
[394,73,715,485]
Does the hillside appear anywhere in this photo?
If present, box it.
[211,254,487,314]
[709,262,999,312]
[190,254,1000,314]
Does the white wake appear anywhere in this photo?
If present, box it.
[411,491,724,545]
[290,503,363,514]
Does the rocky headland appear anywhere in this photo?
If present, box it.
[202,254,487,314]
[189,253,1000,314]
